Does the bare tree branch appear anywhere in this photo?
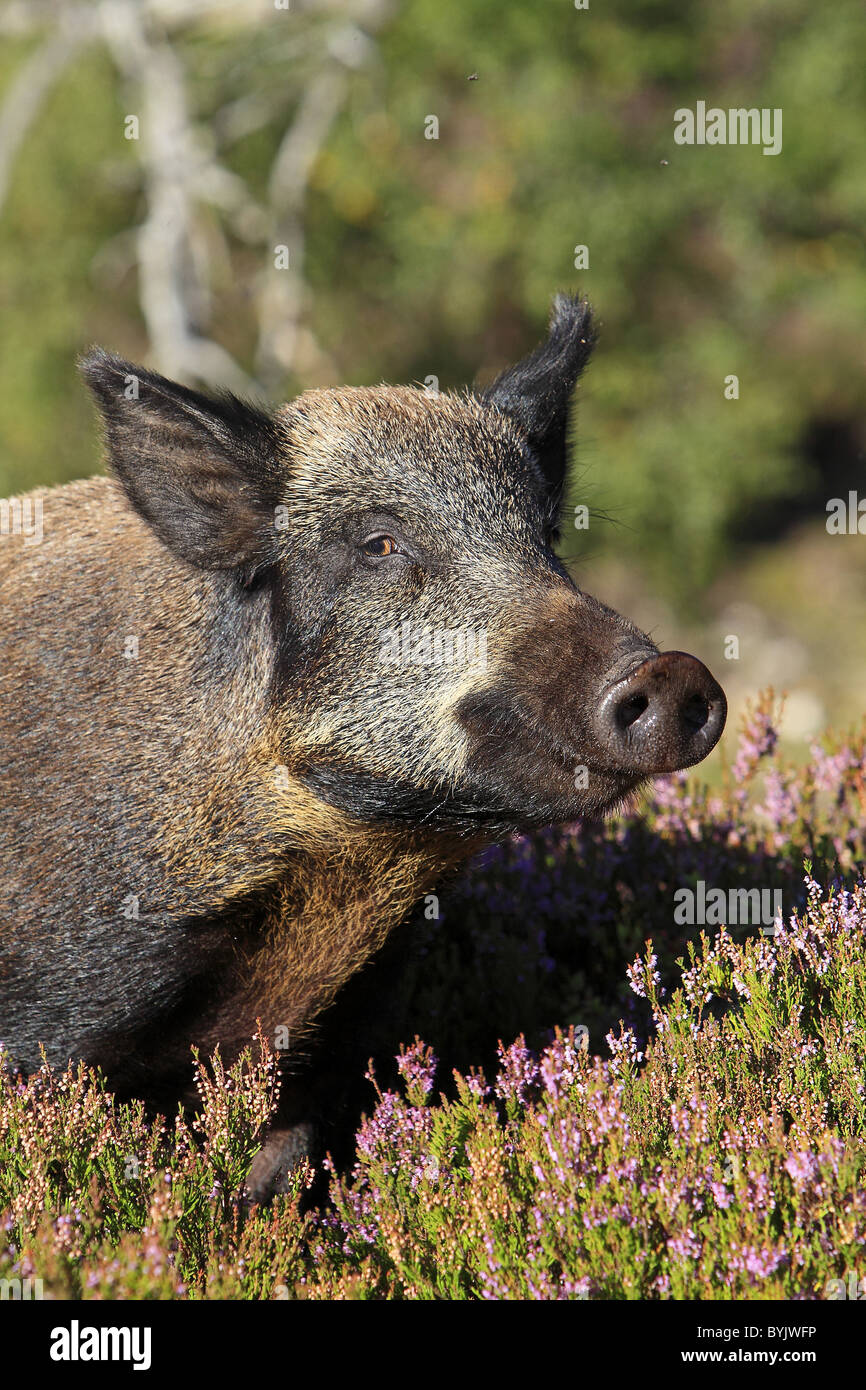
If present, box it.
[255,64,348,390]
[100,0,256,390]
[255,13,392,387]
[0,0,395,391]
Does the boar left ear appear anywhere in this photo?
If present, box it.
[481,293,595,499]
[80,349,283,576]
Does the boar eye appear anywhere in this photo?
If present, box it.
[360,534,402,558]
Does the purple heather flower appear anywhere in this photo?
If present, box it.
[626,949,663,1002]
[756,768,801,846]
[667,1228,701,1263]
[731,704,779,784]
[494,1037,540,1106]
[396,1039,437,1101]
[459,1067,491,1100]
[727,1242,788,1281]
[539,1030,585,1097]
[784,1151,819,1190]
[809,742,854,796]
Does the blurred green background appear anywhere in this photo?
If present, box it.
[1,0,864,740]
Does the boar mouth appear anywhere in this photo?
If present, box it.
[296,752,641,839]
[454,651,726,827]
[465,716,650,827]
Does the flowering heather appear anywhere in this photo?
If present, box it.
[730,697,781,784]
[1,692,865,1299]
[307,872,866,1299]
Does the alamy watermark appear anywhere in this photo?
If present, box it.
[379,623,488,670]
[674,102,782,156]
[0,1276,44,1300]
[674,880,783,928]
[826,492,866,534]
[50,1321,151,1370]
[826,1272,866,1300]
[0,494,43,546]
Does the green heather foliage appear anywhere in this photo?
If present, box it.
[1,693,865,1299]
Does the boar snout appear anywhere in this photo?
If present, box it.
[595,650,727,775]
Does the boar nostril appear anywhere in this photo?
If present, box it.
[682,691,710,733]
[597,650,727,774]
[615,692,649,731]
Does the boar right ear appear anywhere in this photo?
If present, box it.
[80,350,283,575]
[481,294,595,500]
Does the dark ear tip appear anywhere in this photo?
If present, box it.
[78,348,133,397]
[549,292,595,344]
[78,346,116,376]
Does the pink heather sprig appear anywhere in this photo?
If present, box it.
[731,697,781,785]
[462,1069,491,1100]
[626,944,664,1004]
[755,767,802,848]
[784,1151,820,1190]
[539,1026,587,1098]
[354,1085,434,1183]
[647,770,706,839]
[809,741,855,797]
[670,1094,710,1149]
[396,1038,437,1108]
[605,1026,644,1078]
[710,1180,734,1210]
[494,1036,540,1107]
[726,1241,788,1282]
[667,1228,701,1264]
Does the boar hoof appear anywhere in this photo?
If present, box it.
[244,1122,317,1205]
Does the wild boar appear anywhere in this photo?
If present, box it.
[0,295,725,1189]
